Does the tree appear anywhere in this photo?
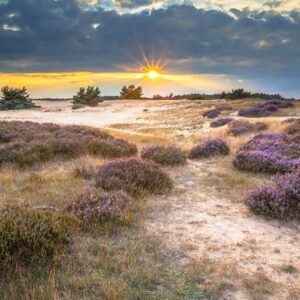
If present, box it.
[72,86,102,109]
[120,85,143,99]
[0,86,36,110]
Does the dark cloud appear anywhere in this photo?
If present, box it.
[0,0,299,92]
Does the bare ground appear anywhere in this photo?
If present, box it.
[1,99,300,299]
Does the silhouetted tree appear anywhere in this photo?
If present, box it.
[120,85,143,99]
[72,86,102,109]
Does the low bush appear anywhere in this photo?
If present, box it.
[141,145,186,166]
[216,104,233,111]
[72,86,103,109]
[203,109,220,119]
[189,138,230,159]
[65,188,136,226]
[0,121,136,167]
[228,120,268,136]
[233,134,300,173]
[96,157,172,197]
[285,119,300,135]
[210,118,233,128]
[0,204,78,267]
[238,106,271,118]
[246,171,300,219]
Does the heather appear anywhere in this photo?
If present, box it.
[0,204,78,267]
[203,109,220,119]
[246,172,300,219]
[189,138,230,159]
[233,133,300,173]
[96,157,173,197]
[0,121,137,167]
[228,120,268,136]
[65,188,136,226]
[141,145,186,166]
[210,118,233,128]
[238,100,293,118]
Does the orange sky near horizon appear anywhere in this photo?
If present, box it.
[0,71,245,98]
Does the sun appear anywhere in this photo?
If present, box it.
[147,70,160,79]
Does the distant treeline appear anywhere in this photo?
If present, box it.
[158,89,294,101]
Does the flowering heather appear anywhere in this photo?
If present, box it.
[141,145,186,166]
[233,134,300,173]
[210,118,233,128]
[0,204,78,266]
[228,120,267,136]
[0,121,137,167]
[203,109,220,119]
[65,188,136,226]
[189,138,230,159]
[96,157,173,197]
[246,171,300,219]
[238,106,271,118]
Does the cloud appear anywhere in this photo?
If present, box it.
[0,0,299,96]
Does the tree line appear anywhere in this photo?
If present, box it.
[0,85,295,111]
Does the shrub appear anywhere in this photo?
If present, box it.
[189,138,230,159]
[216,104,233,111]
[246,172,300,219]
[203,109,220,119]
[120,85,143,99]
[0,86,37,111]
[285,119,300,135]
[72,86,102,109]
[88,138,137,158]
[0,204,78,266]
[228,120,267,136]
[238,106,271,118]
[65,188,136,226]
[233,134,300,173]
[95,157,172,197]
[141,145,186,166]
[210,118,233,128]
[0,121,136,167]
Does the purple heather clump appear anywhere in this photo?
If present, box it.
[95,157,173,197]
[189,138,230,159]
[228,120,253,136]
[238,106,271,118]
[216,104,233,111]
[203,109,220,119]
[65,188,136,226]
[210,118,233,128]
[141,145,186,166]
[0,121,137,166]
[234,133,300,174]
[262,104,278,112]
[246,171,300,219]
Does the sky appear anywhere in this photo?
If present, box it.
[0,0,299,98]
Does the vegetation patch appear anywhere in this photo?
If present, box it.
[189,139,230,159]
[0,86,37,111]
[141,145,186,166]
[233,133,300,173]
[96,157,173,197]
[0,204,78,267]
[66,188,136,226]
[210,118,233,128]
[228,120,268,136]
[246,171,300,219]
[72,86,103,109]
[203,109,220,119]
[0,121,137,167]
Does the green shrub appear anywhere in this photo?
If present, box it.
[72,86,102,109]
[0,204,78,267]
[0,86,37,111]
